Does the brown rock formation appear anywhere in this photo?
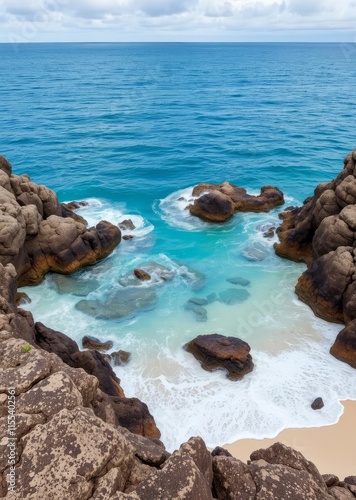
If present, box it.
[189,181,284,222]
[82,335,114,351]
[330,320,356,368]
[0,155,121,286]
[185,333,254,380]
[275,149,356,368]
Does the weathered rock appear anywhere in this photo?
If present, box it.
[119,262,174,287]
[134,438,213,499]
[19,218,121,286]
[211,446,233,458]
[219,288,250,305]
[0,154,12,176]
[63,200,89,211]
[190,182,284,223]
[213,455,256,499]
[134,268,151,281]
[328,486,355,499]
[109,397,161,440]
[185,333,254,380]
[190,189,235,222]
[295,247,353,324]
[13,407,134,499]
[330,320,356,368]
[323,474,340,487]
[119,219,136,231]
[110,350,131,366]
[15,291,31,305]
[344,476,356,486]
[82,335,114,351]
[123,235,134,240]
[311,397,324,410]
[75,287,157,319]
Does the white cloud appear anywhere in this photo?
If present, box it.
[0,0,356,41]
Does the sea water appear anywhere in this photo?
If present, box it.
[1,43,356,450]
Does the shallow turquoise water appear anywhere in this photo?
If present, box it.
[1,43,356,449]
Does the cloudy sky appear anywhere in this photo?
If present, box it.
[1,0,356,43]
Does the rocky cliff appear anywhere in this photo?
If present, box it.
[0,154,355,499]
[275,149,356,368]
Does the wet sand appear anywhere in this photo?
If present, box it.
[224,400,356,478]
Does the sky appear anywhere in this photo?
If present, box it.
[1,0,356,43]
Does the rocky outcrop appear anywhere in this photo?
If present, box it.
[0,154,121,286]
[184,333,254,380]
[330,320,356,368]
[189,181,284,222]
[275,149,356,368]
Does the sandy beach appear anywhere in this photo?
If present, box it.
[224,400,356,478]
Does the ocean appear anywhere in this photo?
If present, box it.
[1,42,356,449]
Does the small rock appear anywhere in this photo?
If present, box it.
[311,397,324,410]
[62,200,89,211]
[134,268,151,281]
[82,335,114,351]
[111,350,131,366]
[123,235,134,240]
[177,197,186,201]
[51,274,100,297]
[323,474,339,487]
[219,288,250,305]
[119,219,136,231]
[188,297,209,306]
[15,292,31,306]
[226,277,251,286]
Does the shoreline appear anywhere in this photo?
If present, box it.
[224,400,356,478]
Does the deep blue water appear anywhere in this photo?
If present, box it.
[1,43,356,448]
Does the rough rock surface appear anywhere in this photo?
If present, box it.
[275,149,356,368]
[184,333,254,380]
[189,181,284,222]
[0,155,121,286]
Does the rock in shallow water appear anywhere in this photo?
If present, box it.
[226,277,251,286]
[330,320,356,368]
[311,397,324,410]
[184,302,208,322]
[184,333,254,380]
[219,288,250,305]
[75,287,157,319]
[119,261,174,287]
[242,242,269,261]
[82,335,113,351]
[51,273,100,296]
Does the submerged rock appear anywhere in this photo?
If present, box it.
[226,277,251,286]
[242,242,269,261]
[189,181,284,223]
[123,234,134,240]
[82,335,114,351]
[111,350,131,366]
[184,301,208,322]
[15,291,31,305]
[51,273,100,296]
[188,297,209,306]
[219,288,250,305]
[75,287,157,319]
[184,333,254,380]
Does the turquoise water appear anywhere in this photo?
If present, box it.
[1,43,356,448]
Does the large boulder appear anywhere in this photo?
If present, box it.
[330,320,356,368]
[189,181,284,223]
[184,333,254,380]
